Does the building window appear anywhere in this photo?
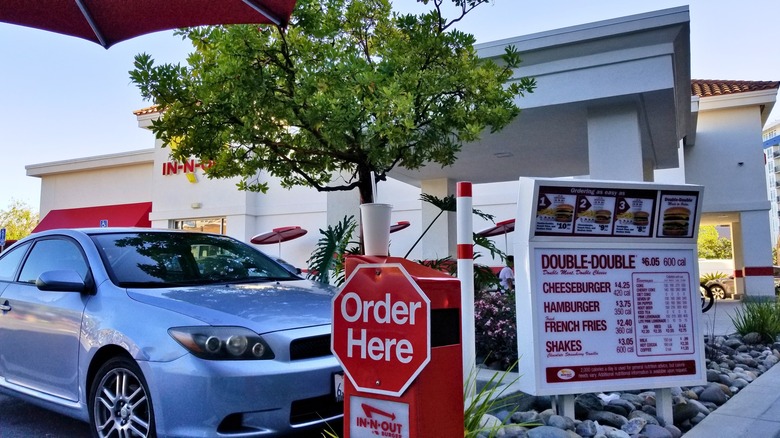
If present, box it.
[171,217,226,234]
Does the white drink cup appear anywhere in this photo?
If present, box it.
[360,203,392,256]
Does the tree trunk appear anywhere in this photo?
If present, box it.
[357,167,374,204]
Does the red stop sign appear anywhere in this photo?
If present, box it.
[331,263,431,397]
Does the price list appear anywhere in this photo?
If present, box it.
[535,247,698,384]
[612,281,635,355]
[633,271,693,356]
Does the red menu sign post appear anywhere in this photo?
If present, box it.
[332,256,464,438]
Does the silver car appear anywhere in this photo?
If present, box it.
[0,228,343,437]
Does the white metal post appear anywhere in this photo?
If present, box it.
[457,182,476,398]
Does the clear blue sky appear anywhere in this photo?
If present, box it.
[1,0,778,212]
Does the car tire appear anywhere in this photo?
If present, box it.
[700,283,715,313]
[89,356,156,438]
[709,284,726,300]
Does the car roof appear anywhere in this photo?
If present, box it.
[32,227,204,236]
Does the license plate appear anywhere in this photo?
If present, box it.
[333,372,344,403]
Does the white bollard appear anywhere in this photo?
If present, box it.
[457,181,476,398]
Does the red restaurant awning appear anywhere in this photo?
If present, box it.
[33,202,152,233]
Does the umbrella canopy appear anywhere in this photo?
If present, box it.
[477,218,515,254]
[251,226,307,258]
[0,0,296,48]
[477,219,515,237]
[390,221,410,234]
[251,226,307,245]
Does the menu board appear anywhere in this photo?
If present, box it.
[536,247,697,385]
[534,185,698,239]
[657,191,698,239]
[516,178,705,396]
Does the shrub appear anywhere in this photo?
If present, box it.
[700,271,729,283]
[474,290,517,369]
[464,362,526,438]
[730,299,780,343]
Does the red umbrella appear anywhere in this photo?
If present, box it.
[390,221,410,234]
[477,218,515,252]
[251,226,307,257]
[0,0,296,49]
[477,219,515,237]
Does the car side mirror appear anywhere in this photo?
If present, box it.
[36,270,87,293]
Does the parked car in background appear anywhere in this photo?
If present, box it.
[703,275,734,300]
[0,228,342,437]
[774,266,780,295]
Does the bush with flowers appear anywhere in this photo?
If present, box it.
[474,289,517,370]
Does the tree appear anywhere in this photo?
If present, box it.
[698,225,733,259]
[0,200,38,240]
[130,0,535,204]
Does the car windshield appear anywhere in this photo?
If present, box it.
[91,232,298,287]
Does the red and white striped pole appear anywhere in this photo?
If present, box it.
[457,181,476,397]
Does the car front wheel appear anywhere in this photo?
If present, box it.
[709,284,726,300]
[89,357,156,438]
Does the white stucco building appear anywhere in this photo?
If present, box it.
[763,119,780,247]
[25,7,780,297]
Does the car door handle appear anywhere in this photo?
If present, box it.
[0,301,10,311]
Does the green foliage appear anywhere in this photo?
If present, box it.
[474,290,517,369]
[464,362,533,438]
[130,0,535,204]
[700,271,729,283]
[697,225,733,259]
[0,200,39,240]
[306,216,358,286]
[405,193,496,258]
[730,300,780,343]
[417,256,501,292]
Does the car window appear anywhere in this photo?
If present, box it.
[18,239,88,284]
[91,232,296,287]
[0,242,31,282]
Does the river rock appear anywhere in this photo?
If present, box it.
[587,411,627,428]
[526,425,573,438]
[575,393,603,418]
[574,420,598,437]
[698,384,728,405]
[641,423,673,438]
[672,402,699,423]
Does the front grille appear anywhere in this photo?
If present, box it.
[290,394,343,425]
[290,334,332,360]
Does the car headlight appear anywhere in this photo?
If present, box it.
[168,326,275,360]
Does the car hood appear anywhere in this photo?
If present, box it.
[125,279,336,333]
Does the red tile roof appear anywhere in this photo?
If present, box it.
[132,105,160,116]
[692,80,780,97]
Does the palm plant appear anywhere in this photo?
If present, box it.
[405,194,495,258]
[306,194,510,288]
[306,216,359,286]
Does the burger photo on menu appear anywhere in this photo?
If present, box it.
[555,204,574,222]
[662,206,690,236]
[595,209,612,224]
[633,211,649,226]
